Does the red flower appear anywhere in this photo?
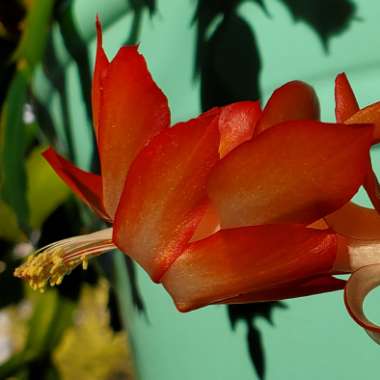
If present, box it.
[15,20,378,345]
[323,73,380,343]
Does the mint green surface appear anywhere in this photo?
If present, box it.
[34,1,380,379]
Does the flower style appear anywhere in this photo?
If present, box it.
[14,20,380,343]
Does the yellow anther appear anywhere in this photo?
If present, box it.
[14,247,81,292]
[13,229,115,290]
[82,256,89,270]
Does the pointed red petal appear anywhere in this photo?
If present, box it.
[219,275,345,304]
[363,167,380,212]
[345,264,380,344]
[99,46,170,218]
[91,17,109,139]
[326,202,380,240]
[113,113,220,282]
[208,121,373,228]
[162,225,337,312]
[255,81,320,135]
[345,102,380,143]
[335,73,359,123]
[43,148,110,221]
[218,101,261,157]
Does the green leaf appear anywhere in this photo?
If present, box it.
[0,145,70,242]
[0,200,25,242]
[0,0,55,232]
[14,0,55,69]
[27,146,70,230]
[0,68,29,231]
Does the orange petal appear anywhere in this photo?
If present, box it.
[219,275,345,304]
[113,113,220,282]
[218,101,261,157]
[326,202,380,240]
[335,73,359,123]
[191,202,221,242]
[255,81,320,135]
[363,167,380,213]
[162,225,337,312]
[91,17,109,139]
[346,102,380,144]
[345,264,380,344]
[334,235,380,273]
[99,45,170,218]
[208,121,373,228]
[43,148,110,221]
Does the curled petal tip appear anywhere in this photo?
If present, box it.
[344,264,380,344]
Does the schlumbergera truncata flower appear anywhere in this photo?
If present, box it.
[14,19,380,343]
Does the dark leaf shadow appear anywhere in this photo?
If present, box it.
[228,303,287,380]
[247,326,265,380]
[123,255,146,314]
[97,251,147,319]
[55,0,100,172]
[278,0,357,50]
[125,0,157,45]
[193,2,282,379]
[55,1,92,124]
[43,35,76,161]
[195,4,262,110]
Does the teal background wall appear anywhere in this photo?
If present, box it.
[34,1,380,379]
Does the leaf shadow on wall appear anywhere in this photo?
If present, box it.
[193,0,357,379]
[124,0,157,45]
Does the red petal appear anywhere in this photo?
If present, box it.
[326,202,380,240]
[113,113,220,282]
[191,202,221,242]
[43,148,110,221]
[219,275,345,304]
[218,101,261,157]
[91,17,109,139]
[335,73,359,123]
[345,102,380,143]
[162,225,337,312]
[208,121,373,228]
[255,81,320,135]
[363,167,380,212]
[99,45,170,217]
[345,264,380,344]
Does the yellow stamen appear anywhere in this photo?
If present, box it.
[82,256,89,270]
[14,228,115,291]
